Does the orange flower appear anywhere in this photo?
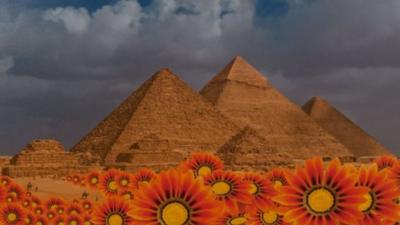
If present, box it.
[375,155,398,170]
[0,186,5,202]
[67,204,83,216]
[56,206,65,215]
[5,194,17,203]
[33,206,44,216]
[82,200,93,212]
[45,210,56,221]
[119,191,133,201]
[215,203,248,225]
[86,172,101,189]
[82,214,93,225]
[34,216,49,225]
[25,211,35,225]
[131,168,156,189]
[389,161,400,186]
[247,204,289,225]
[243,172,276,209]
[72,175,82,185]
[274,157,367,225]
[54,216,65,225]
[116,173,132,191]
[45,198,65,211]
[0,203,26,225]
[180,152,224,177]
[357,164,400,224]
[204,170,252,211]
[7,184,25,202]
[31,196,42,208]
[21,197,31,208]
[130,169,220,225]
[0,176,12,187]
[266,168,289,190]
[99,169,121,196]
[65,176,73,182]
[66,215,82,225]
[93,198,132,225]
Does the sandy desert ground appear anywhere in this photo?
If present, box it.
[14,178,103,202]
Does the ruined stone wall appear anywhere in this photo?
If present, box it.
[2,165,101,178]
[11,152,78,166]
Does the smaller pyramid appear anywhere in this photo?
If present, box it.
[217,126,292,171]
[302,96,391,157]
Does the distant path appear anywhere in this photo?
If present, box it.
[14,178,103,201]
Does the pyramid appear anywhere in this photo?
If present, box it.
[302,96,391,157]
[200,56,352,160]
[71,69,240,165]
[217,126,292,171]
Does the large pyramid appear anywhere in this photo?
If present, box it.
[200,56,352,159]
[71,69,240,165]
[302,96,391,157]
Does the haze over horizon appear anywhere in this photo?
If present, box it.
[0,0,399,155]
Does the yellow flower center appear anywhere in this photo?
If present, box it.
[10,191,17,197]
[58,222,65,225]
[229,216,247,225]
[212,181,231,196]
[120,179,129,186]
[84,204,90,209]
[84,221,91,225]
[161,202,189,225]
[23,201,29,206]
[262,211,278,224]
[32,202,37,208]
[197,166,212,176]
[359,192,374,212]
[7,213,17,222]
[48,213,54,218]
[123,193,132,200]
[51,204,58,210]
[107,213,124,225]
[249,183,259,194]
[70,220,78,225]
[273,180,283,188]
[36,222,43,225]
[91,177,98,184]
[108,181,118,191]
[307,188,335,213]
[58,209,64,214]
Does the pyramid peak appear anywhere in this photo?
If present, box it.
[303,96,332,115]
[311,96,328,103]
[152,68,176,78]
[209,56,268,87]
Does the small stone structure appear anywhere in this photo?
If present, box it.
[3,140,84,178]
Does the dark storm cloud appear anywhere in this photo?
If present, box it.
[0,0,399,155]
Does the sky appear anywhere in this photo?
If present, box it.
[0,0,399,155]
